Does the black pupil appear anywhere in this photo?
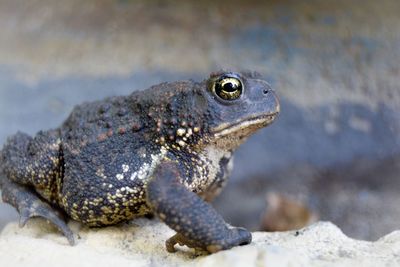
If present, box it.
[223,82,237,92]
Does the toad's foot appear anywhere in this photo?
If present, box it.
[1,178,75,245]
[146,161,252,254]
[166,228,251,254]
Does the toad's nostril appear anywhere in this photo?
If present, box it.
[263,88,269,95]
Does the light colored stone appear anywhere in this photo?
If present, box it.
[0,219,399,267]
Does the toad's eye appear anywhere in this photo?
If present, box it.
[213,75,243,101]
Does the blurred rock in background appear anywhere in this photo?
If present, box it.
[0,0,399,240]
[260,192,318,232]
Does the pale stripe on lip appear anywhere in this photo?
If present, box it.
[212,114,277,138]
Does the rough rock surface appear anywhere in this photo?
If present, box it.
[0,218,398,267]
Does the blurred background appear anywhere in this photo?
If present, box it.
[0,0,399,241]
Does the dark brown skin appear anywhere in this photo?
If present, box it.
[0,71,279,254]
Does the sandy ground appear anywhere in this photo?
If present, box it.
[1,219,399,267]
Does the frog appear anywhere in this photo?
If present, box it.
[0,71,279,254]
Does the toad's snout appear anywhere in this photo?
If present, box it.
[250,79,280,117]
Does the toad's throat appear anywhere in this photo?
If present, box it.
[211,113,278,138]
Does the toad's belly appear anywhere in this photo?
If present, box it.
[61,181,152,226]
[59,148,167,226]
[59,146,232,226]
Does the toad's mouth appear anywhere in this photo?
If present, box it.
[211,113,278,138]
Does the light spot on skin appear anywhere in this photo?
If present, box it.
[137,147,147,158]
[159,136,166,145]
[136,148,168,181]
[130,172,138,181]
[176,128,186,136]
[125,187,134,193]
[137,163,150,180]
[177,140,186,147]
[96,167,107,179]
[185,128,193,138]
[122,164,130,173]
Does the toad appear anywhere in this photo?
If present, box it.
[0,71,279,253]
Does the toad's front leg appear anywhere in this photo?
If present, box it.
[146,161,251,254]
